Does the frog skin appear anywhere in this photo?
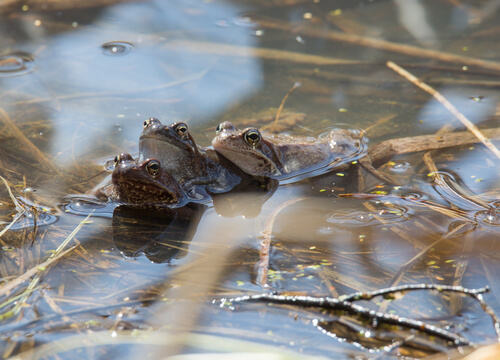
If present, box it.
[211,121,365,179]
[111,153,185,207]
[139,117,243,196]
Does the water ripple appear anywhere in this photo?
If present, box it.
[62,195,116,218]
[101,41,134,56]
[0,52,35,77]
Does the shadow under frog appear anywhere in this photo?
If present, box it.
[112,204,204,264]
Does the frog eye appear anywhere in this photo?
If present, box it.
[113,153,133,167]
[243,129,261,146]
[143,117,160,129]
[146,160,161,177]
[174,123,188,137]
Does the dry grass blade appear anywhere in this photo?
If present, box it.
[0,246,75,298]
[0,175,26,238]
[387,61,500,160]
[0,211,92,297]
[271,82,301,132]
[257,198,305,286]
[0,212,25,239]
[162,40,364,66]
[0,107,59,173]
[0,175,22,212]
[256,18,500,72]
[0,0,140,13]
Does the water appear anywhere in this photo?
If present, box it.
[1,0,500,359]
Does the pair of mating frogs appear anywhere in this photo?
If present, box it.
[110,117,365,207]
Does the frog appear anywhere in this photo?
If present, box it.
[111,153,185,207]
[211,121,366,180]
[139,117,244,198]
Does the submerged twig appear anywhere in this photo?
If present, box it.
[386,61,500,160]
[257,198,306,286]
[162,40,364,66]
[221,291,473,346]
[256,17,500,72]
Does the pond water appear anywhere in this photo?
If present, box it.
[0,0,500,359]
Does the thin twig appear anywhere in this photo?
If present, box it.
[386,61,500,160]
[222,292,472,346]
[339,284,489,301]
[368,127,500,168]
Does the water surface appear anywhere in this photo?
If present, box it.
[0,0,500,359]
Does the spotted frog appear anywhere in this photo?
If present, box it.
[212,121,366,179]
[139,118,243,198]
[111,153,184,207]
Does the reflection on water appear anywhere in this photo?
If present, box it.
[112,205,204,263]
[0,0,500,359]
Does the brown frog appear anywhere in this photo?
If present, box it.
[212,121,366,180]
[111,153,185,207]
[139,117,244,198]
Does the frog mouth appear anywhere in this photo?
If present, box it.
[117,181,178,205]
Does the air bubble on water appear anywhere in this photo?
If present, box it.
[355,213,374,222]
[235,16,254,26]
[475,208,500,225]
[317,226,334,235]
[101,41,133,56]
[389,161,410,172]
